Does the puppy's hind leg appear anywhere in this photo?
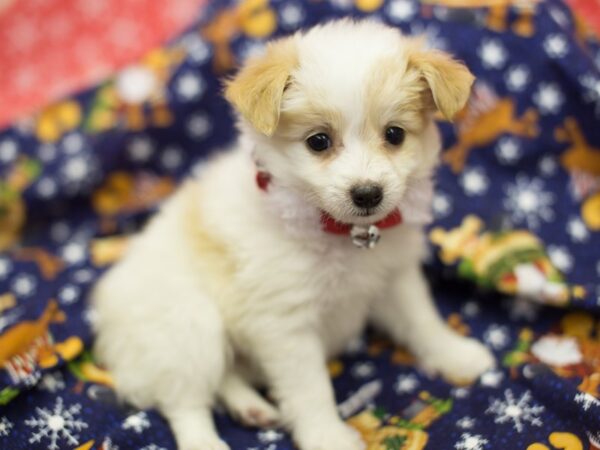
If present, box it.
[218,369,280,428]
[163,407,230,450]
[94,276,231,450]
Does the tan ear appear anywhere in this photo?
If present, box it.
[224,38,298,136]
[410,49,474,121]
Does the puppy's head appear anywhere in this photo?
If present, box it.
[225,20,473,225]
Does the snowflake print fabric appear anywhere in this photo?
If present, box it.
[0,0,600,449]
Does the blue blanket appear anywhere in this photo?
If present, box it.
[1,1,600,449]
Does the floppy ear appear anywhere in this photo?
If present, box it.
[409,49,474,121]
[224,38,298,136]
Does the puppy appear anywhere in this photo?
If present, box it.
[93,20,495,450]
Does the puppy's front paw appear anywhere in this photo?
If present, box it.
[421,335,495,385]
[296,421,365,450]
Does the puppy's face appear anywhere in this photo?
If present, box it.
[226,21,474,224]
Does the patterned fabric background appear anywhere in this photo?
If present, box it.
[0,0,599,449]
[0,0,205,128]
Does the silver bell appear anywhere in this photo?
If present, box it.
[350,225,380,249]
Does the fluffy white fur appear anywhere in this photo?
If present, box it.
[93,20,495,450]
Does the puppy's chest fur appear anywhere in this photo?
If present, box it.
[178,149,424,356]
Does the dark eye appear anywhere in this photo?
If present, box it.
[385,126,405,146]
[306,133,332,152]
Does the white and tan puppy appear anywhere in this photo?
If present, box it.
[93,20,495,450]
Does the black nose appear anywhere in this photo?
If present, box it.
[351,184,383,209]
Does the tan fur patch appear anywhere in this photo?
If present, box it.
[180,183,237,298]
[364,55,431,137]
[406,42,475,121]
[224,37,299,136]
[277,99,346,161]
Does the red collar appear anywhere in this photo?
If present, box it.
[256,171,403,235]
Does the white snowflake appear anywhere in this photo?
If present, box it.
[484,324,510,350]
[0,257,13,279]
[507,297,540,322]
[11,273,37,297]
[280,2,304,29]
[61,155,99,193]
[139,445,167,450]
[161,146,184,171]
[480,369,504,388]
[505,65,530,92]
[73,268,94,284]
[478,39,507,69]
[456,416,476,430]
[486,389,544,432]
[394,373,419,394]
[62,156,89,182]
[61,241,87,265]
[410,23,447,50]
[579,73,600,117]
[432,192,452,218]
[533,83,564,114]
[543,34,569,58]
[386,0,417,23]
[38,143,58,162]
[62,133,84,154]
[351,362,376,379]
[495,137,521,165]
[451,387,470,399]
[455,432,489,450]
[36,177,58,198]
[0,417,13,437]
[179,34,211,64]
[549,6,570,27]
[504,175,554,229]
[38,372,66,393]
[547,245,573,273]
[25,397,88,450]
[460,167,489,196]
[258,429,284,443]
[461,300,480,318]
[186,113,212,140]
[127,136,155,162]
[58,284,80,305]
[50,221,71,242]
[0,138,18,163]
[175,72,205,101]
[538,155,558,177]
[80,306,97,327]
[238,40,267,61]
[329,0,353,9]
[574,392,600,411]
[122,411,150,434]
[567,216,589,242]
